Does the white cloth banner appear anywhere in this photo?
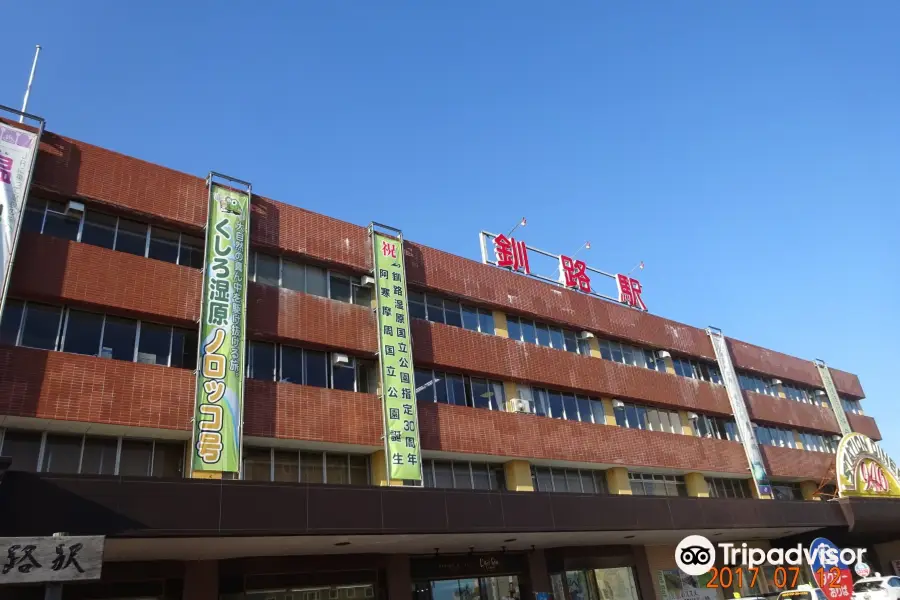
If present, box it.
[0,122,39,303]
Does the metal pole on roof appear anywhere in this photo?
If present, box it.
[20,45,42,123]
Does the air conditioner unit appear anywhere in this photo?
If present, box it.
[65,200,85,216]
[360,275,376,287]
[612,399,625,409]
[771,379,783,386]
[687,412,699,421]
[815,390,826,397]
[656,350,671,359]
[510,398,532,414]
[332,353,350,366]
[578,331,595,340]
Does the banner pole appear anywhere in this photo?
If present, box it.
[20,45,42,123]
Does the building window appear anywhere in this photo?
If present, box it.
[598,339,667,372]
[771,482,804,501]
[26,198,207,269]
[506,315,582,354]
[409,291,494,335]
[628,472,687,497]
[708,477,752,498]
[249,252,371,306]
[247,342,375,393]
[0,430,184,477]
[738,372,780,397]
[0,302,198,370]
[415,369,505,410]
[509,385,601,423]
[531,466,607,494]
[421,459,505,490]
[694,414,741,442]
[799,432,838,454]
[755,425,796,449]
[672,357,722,384]
[242,448,370,485]
[841,397,862,415]
[613,401,683,434]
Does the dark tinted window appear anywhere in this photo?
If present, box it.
[138,322,172,365]
[119,440,153,476]
[409,292,427,320]
[115,218,148,257]
[22,199,45,233]
[21,303,62,350]
[332,361,356,391]
[42,201,80,241]
[282,260,305,292]
[507,317,522,341]
[304,350,328,388]
[81,437,118,475]
[255,254,280,287]
[101,316,137,361]
[330,275,352,303]
[426,295,444,324]
[249,341,276,380]
[444,302,463,328]
[280,346,304,384]
[478,311,494,335]
[152,442,184,478]
[170,328,198,369]
[461,306,479,331]
[306,265,328,297]
[353,283,372,307]
[81,212,116,249]
[469,378,491,410]
[62,310,103,356]
[148,227,180,264]
[2,430,41,471]
[179,234,205,269]
[42,434,81,474]
[0,299,24,344]
[415,369,434,402]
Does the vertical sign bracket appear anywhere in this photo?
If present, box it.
[814,358,853,437]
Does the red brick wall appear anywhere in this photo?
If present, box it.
[419,401,751,474]
[745,391,841,435]
[762,445,834,481]
[412,320,732,415]
[25,131,867,400]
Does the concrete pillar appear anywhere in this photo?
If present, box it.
[493,310,509,337]
[504,460,534,492]
[386,554,413,600]
[685,472,710,498]
[606,467,632,495]
[371,450,403,486]
[793,431,804,450]
[602,398,618,426]
[587,336,602,358]
[800,481,822,501]
[663,354,676,375]
[632,546,658,600]
[679,411,695,436]
[503,381,520,412]
[183,560,218,600]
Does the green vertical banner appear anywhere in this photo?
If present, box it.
[815,360,853,436]
[191,181,251,473]
[372,229,422,481]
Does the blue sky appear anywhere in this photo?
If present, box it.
[1,2,898,460]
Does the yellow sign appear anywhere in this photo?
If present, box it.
[836,433,900,498]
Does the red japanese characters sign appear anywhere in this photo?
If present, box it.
[479,231,648,312]
[493,234,530,274]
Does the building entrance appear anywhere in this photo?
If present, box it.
[550,567,640,600]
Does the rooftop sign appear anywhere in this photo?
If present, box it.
[478,231,647,311]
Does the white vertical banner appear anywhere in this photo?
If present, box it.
[0,115,43,318]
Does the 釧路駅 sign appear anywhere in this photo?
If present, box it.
[371,227,422,481]
[836,433,900,498]
[478,231,647,311]
[191,179,251,473]
[0,536,104,584]
[0,115,42,325]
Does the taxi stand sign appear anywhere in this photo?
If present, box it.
[478,231,647,311]
[371,224,422,481]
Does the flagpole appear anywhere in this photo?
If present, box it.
[507,217,526,237]
[627,261,645,276]
[20,45,41,123]
[550,241,591,279]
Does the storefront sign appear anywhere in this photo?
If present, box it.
[708,328,773,499]
[0,536,103,584]
[479,231,647,311]
[808,538,852,599]
[191,180,251,473]
[411,553,524,579]
[836,433,900,498]
[0,118,42,325]
[372,228,422,481]
[814,361,852,436]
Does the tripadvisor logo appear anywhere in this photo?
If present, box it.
[675,535,866,576]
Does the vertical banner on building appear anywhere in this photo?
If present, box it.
[707,328,773,499]
[191,176,251,474]
[0,109,44,323]
[815,360,852,436]
[371,225,422,481]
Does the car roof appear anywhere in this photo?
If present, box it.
[856,577,890,583]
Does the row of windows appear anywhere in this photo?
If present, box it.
[707,477,752,498]
[408,291,495,335]
[842,397,863,415]
[421,459,506,490]
[515,385,602,423]
[798,432,839,454]
[614,402,682,435]
[756,425,797,449]
[249,251,373,307]
[248,341,377,394]
[782,381,826,405]
[672,357,723,384]
[25,199,206,269]
[0,430,184,477]
[628,472,687,497]
[242,448,370,485]
[695,414,741,442]
[598,339,665,372]
[506,316,582,354]
[0,301,198,369]
[414,369,505,411]
[531,466,607,494]
[739,372,831,408]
